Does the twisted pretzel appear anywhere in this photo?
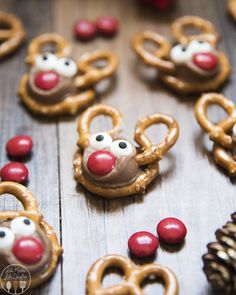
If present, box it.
[74,105,178,198]
[135,113,179,165]
[75,50,118,88]
[132,31,175,73]
[171,16,219,46]
[26,33,71,65]
[86,255,179,295]
[195,93,236,176]
[0,12,25,59]
[228,0,236,22]
[0,182,62,289]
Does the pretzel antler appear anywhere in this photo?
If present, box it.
[135,113,179,166]
[86,254,179,295]
[0,181,40,221]
[77,104,123,149]
[228,0,236,21]
[171,16,219,46]
[75,50,118,88]
[26,33,71,65]
[195,93,236,149]
[132,31,175,73]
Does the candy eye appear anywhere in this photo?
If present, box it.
[110,140,133,157]
[232,124,236,136]
[90,133,113,149]
[55,58,77,77]
[188,40,212,55]
[170,44,191,64]
[0,227,14,249]
[11,217,36,236]
[35,52,58,71]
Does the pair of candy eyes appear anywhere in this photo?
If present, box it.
[170,40,213,64]
[0,217,36,249]
[35,52,77,78]
[90,133,133,157]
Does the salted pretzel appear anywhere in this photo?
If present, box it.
[133,16,230,94]
[228,0,236,21]
[86,254,179,295]
[73,104,179,198]
[0,12,25,59]
[0,182,62,290]
[18,33,118,117]
[195,93,236,176]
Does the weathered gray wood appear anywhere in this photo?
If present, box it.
[1,0,236,294]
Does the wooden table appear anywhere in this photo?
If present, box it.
[0,0,235,294]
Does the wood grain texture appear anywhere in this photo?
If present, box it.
[0,0,236,294]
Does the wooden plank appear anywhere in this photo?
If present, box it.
[0,1,62,294]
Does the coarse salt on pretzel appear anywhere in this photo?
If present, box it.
[133,16,230,95]
[73,104,179,198]
[0,181,62,290]
[195,93,236,176]
[86,254,179,295]
[18,33,118,117]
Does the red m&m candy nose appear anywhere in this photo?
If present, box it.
[12,237,44,265]
[6,135,33,158]
[87,150,116,176]
[192,52,218,71]
[34,70,60,90]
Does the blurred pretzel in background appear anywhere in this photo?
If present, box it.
[0,182,62,290]
[74,104,179,198]
[228,0,236,21]
[133,16,230,95]
[195,93,236,176]
[18,33,118,116]
[0,12,25,59]
[86,254,179,295]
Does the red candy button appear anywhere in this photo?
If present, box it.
[156,218,187,244]
[128,231,159,257]
[96,16,119,36]
[87,150,116,176]
[74,19,97,40]
[0,162,29,183]
[12,237,44,265]
[192,52,218,71]
[35,70,60,90]
[6,135,33,158]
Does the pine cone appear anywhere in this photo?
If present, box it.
[202,212,236,294]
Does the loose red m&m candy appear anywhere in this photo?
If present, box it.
[156,218,187,244]
[128,231,159,257]
[96,16,119,36]
[74,19,97,40]
[0,162,29,183]
[6,135,33,158]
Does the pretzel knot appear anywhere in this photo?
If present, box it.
[0,12,25,59]
[18,33,118,117]
[86,255,179,295]
[0,182,62,289]
[132,16,231,94]
[228,0,236,22]
[195,93,236,176]
[74,104,179,198]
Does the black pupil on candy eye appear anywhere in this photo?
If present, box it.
[42,55,48,61]
[0,231,6,238]
[65,60,70,66]
[181,47,186,52]
[198,40,204,44]
[96,135,104,142]
[23,219,30,225]
[119,142,127,149]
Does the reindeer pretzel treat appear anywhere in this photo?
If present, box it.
[0,182,62,290]
[0,12,25,59]
[195,93,236,176]
[18,33,118,116]
[228,0,236,21]
[133,16,231,94]
[86,254,179,295]
[73,104,179,198]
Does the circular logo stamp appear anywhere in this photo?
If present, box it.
[0,264,31,294]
